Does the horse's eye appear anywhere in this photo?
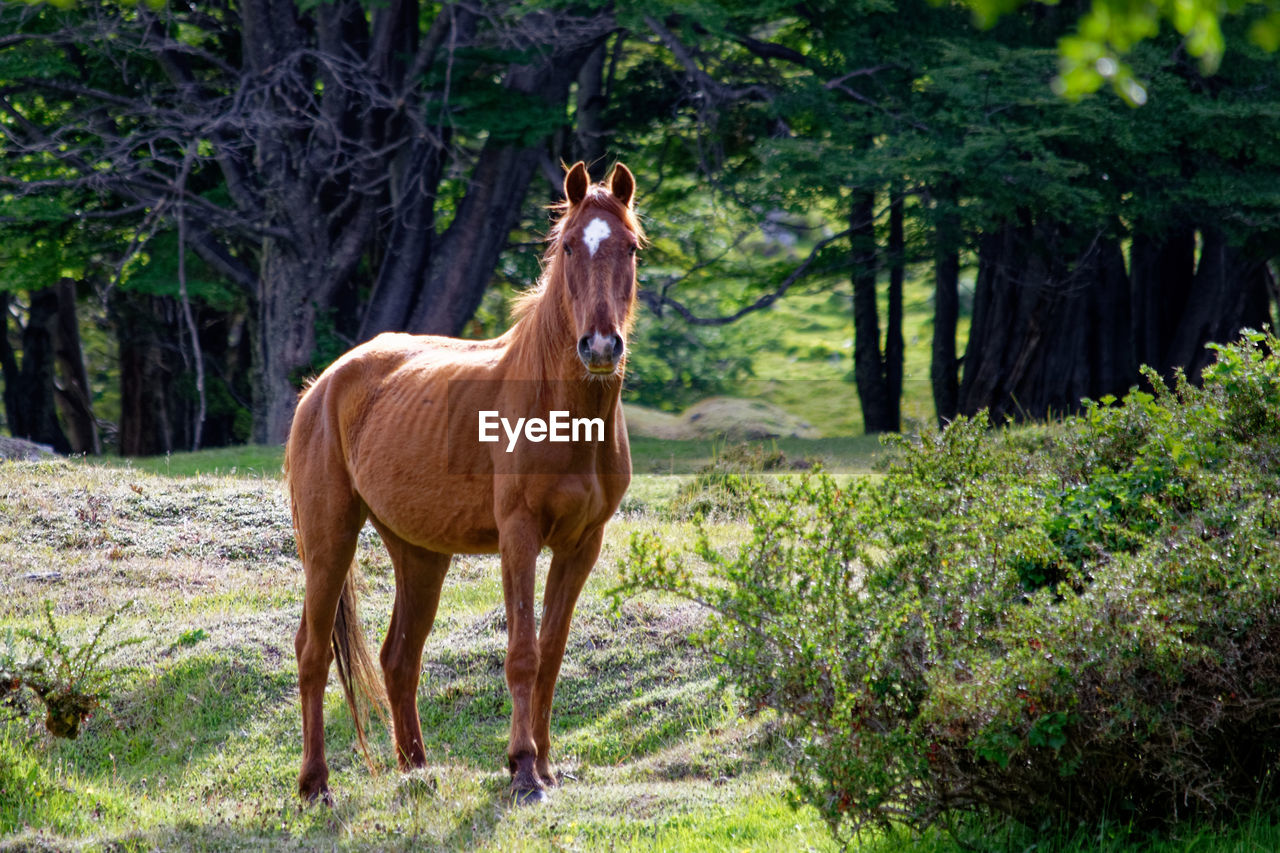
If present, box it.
[628,245,637,256]
[565,245,573,256]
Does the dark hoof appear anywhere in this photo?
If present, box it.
[300,787,334,808]
[512,785,549,806]
[299,770,333,807]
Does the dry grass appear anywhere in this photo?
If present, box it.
[0,460,836,851]
[625,398,819,440]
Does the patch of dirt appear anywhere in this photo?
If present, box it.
[625,397,818,440]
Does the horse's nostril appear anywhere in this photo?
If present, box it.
[579,332,623,367]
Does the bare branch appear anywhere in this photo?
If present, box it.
[644,15,772,104]
[824,65,895,90]
[186,228,257,295]
[731,33,809,66]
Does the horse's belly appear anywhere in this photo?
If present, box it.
[365,486,502,554]
[354,467,501,554]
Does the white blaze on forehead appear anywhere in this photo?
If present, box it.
[582,217,611,257]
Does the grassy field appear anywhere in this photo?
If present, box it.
[92,432,889,480]
[1,273,1269,850]
[0,459,842,851]
[727,272,966,436]
[6,455,1280,850]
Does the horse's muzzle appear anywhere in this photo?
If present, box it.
[578,332,624,374]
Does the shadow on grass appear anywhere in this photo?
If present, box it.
[395,601,751,779]
[437,778,509,851]
[52,652,295,783]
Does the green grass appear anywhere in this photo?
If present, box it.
[728,268,963,435]
[6,452,1279,850]
[92,443,287,478]
[0,461,840,851]
[90,434,886,481]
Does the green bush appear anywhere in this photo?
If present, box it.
[616,330,1280,840]
[669,442,792,520]
[1,602,137,740]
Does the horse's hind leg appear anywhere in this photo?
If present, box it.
[369,520,449,770]
[292,474,367,802]
[532,528,604,787]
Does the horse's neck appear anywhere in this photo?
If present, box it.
[561,375,623,422]
[506,301,622,419]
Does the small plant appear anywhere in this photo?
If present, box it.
[669,441,793,519]
[175,627,209,648]
[0,601,138,739]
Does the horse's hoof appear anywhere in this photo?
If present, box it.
[511,785,549,806]
[535,760,561,789]
[299,784,334,807]
[302,790,334,808]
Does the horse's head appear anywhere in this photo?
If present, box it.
[555,161,642,377]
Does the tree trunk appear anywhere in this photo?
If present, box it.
[114,292,197,456]
[410,145,545,335]
[931,199,961,425]
[1,290,18,436]
[1130,228,1196,376]
[959,222,1135,421]
[251,237,330,445]
[52,278,100,455]
[408,35,609,337]
[4,289,72,452]
[885,192,904,429]
[851,190,896,433]
[1164,228,1273,380]
[196,309,248,449]
[354,2,469,342]
[148,0,614,442]
[574,39,610,177]
[357,144,449,341]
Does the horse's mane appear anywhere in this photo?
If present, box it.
[507,181,645,378]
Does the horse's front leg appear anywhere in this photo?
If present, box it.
[532,528,604,788]
[498,515,544,802]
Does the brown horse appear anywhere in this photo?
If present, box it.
[284,162,642,804]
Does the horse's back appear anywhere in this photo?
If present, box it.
[294,331,502,436]
[287,331,508,552]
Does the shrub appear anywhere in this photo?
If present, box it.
[1,601,137,739]
[669,442,792,520]
[615,330,1280,841]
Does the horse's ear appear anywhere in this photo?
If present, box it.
[564,161,589,206]
[610,163,635,208]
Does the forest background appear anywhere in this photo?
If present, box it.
[1,0,1279,455]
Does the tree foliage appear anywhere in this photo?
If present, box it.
[1,0,1278,446]
[964,0,1280,104]
[2,0,615,443]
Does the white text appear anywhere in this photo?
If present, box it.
[478,410,605,452]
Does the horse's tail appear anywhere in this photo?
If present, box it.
[332,574,389,771]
